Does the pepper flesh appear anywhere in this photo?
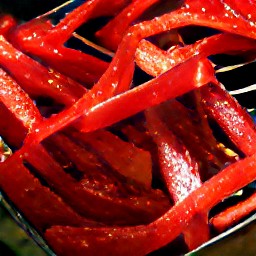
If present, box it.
[0,0,255,255]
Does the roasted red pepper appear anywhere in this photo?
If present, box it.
[0,0,255,255]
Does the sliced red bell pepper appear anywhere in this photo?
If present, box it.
[96,0,160,51]
[43,0,131,46]
[0,15,17,36]
[135,33,256,77]
[145,106,209,249]
[211,192,256,233]
[8,17,109,86]
[8,0,130,85]
[68,129,152,188]
[24,56,215,146]
[0,68,42,129]
[25,143,170,225]
[222,0,256,23]
[200,83,256,156]
[0,68,42,146]
[0,36,86,105]
[0,153,90,231]
[45,151,256,256]
[150,99,236,180]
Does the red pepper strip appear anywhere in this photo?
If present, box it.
[47,131,147,188]
[0,15,17,37]
[120,124,155,151]
[68,129,152,188]
[25,56,215,145]
[211,192,256,233]
[25,144,170,225]
[96,0,160,51]
[17,0,252,118]
[8,17,109,86]
[0,153,89,231]
[222,0,256,23]
[45,132,106,175]
[17,0,256,103]
[200,84,256,156]
[8,1,130,85]
[0,68,42,147]
[87,0,256,97]
[175,0,256,39]
[145,107,209,250]
[151,100,235,180]
[10,16,133,95]
[75,58,215,132]
[45,152,256,256]
[136,33,256,77]
[0,36,86,105]
[146,108,202,202]
[0,68,42,130]
[33,46,109,86]
[43,0,131,46]
[92,0,256,93]
[0,103,27,148]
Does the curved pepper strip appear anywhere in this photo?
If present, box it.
[148,100,234,180]
[145,107,209,250]
[134,31,256,232]
[8,0,130,85]
[0,153,91,231]
[25,144,170,226]
[96,0,160,51]
[222,0,256,23]
[43,0,131,46]
[12,0,256,103]
[0,55,166,227]
[45,152,256,256]
[0,15,17,36]
[68,129,152,188]
[12,0,256,136]
[0,36,86,105]
[200,84,256,156]
[0,68,42,147]
[135,33,256,77]
[0,68,94,230]
[24,56,215,145]
[211,192,256,233]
